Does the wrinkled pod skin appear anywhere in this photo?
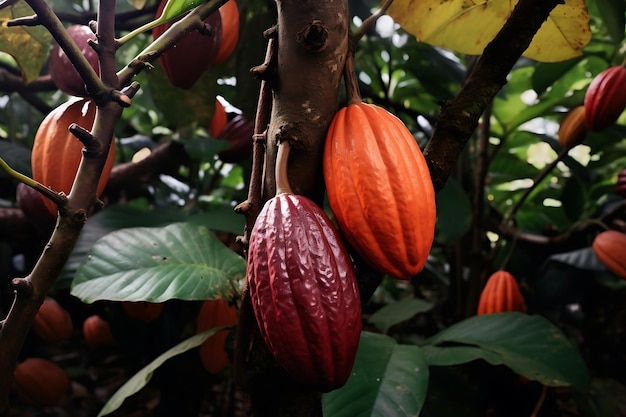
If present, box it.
[477,270,527,315]
[247,193,362,392]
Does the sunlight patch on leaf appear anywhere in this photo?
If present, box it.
[387,0,591,63]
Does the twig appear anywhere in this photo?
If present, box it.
[530,385,548,417]
[353,0,394,41]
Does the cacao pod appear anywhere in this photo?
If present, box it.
[16,182,56,233]
[152,0,222,89]
[32,297,73,343]
[196,299,238,374]
[83,315,117,350]
[213,0,239,64]
[209,99,228,137]
[248,140,361,391]
[48,25,100,97]
[323,102,436,279]
[557,106,586,149]
[477,270,527,315]
[121,301,164,322]
[584,66,626,131]
[216,114,254,163]
[13,358,70,406]
[31,98,116,218]
[592,230,626,280]
[616,169,626,198]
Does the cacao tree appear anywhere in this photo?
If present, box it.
[0,0,625,416]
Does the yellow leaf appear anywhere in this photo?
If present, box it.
[387,0,591,63]
[0,0,51,84]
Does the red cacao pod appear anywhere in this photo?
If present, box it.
[13,358,70,406]
[196,299,238,374]
[557,106,586,149]
[83,315,117,350]
[216,114,254,163]
[49,25,100,97]
[477,270,527,315]
[32,297,73,343]
[213,0,239,64]
[209,99,227,137]
[592,230,626,280]
[16,182,56,232]
[152,0,222,89]
[616,169,626,198]
[248,142,361,391]
[323,102,436,279]
[121,301,164,322]
[31,98,116,218]
[584,66,626,131]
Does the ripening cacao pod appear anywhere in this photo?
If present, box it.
[16,182,56,233]
[592,230,626,280]
[152,0,222,89]
[121,301,164,322]
[616,169,626,198]
[584,66,626,131]
[13,358,70,406]
[49,25,100,97]
[31,98,116,218]
[196,299,238,374]
[209,99,228,137]
[248,142,361,391]
[477,270,527,315]
[213,0,239,64]
[557,106,586,149]
[32,297,73,343]
[323,102,436,279]
[216,114,254,163]
[83,315,117,350]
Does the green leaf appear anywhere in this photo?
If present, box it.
[435,177,472,244]
[158,0,207,22]
[0,140,30,179]
[323,332,429,417]
[97,327,226,417]
[423,312,589,391]
[71,222,246,303]
[595,0,625,44]
[368,298,434,334]
[0,1,52,83]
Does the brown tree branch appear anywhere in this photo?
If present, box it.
[424,0,563,192]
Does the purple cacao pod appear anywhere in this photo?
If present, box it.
[216,114,254,163]
[584,66,626,131]
[616,169,626,198]
[247,193,362,392]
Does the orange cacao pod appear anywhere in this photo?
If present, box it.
[13,358,70,406]
[213,0,239,64]
[557,106,586,149]
[121,301,164,322]
[196,299,238,374]
[31,98,116,218]
[32,297,73,343]
[209,99,228,137]
[477,270,527,315]
[584,66,626,131]
[323,102,436,279]
[592,230,626,279]
[82,315,117,350]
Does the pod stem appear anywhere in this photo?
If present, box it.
[344,51,362,105]
[275,140,292,195]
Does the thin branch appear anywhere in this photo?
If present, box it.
[353,0,394,41]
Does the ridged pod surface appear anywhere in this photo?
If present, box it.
[247,193,362,391]
[82,315,117,350]
[31,98,116,217]
[214,0,239,64]
[477,270,527,315]
[323,102,436,279]
[558,106,586,149]
[32,297,73,343]
[13,358,70,406]
[196,299,238,374]
[584,66,626,131]
[592,230,626,280]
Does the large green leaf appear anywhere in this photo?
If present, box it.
[435,177,472,244]
[368,297,434,334]
[98,327,225,417]
[71,222,246,303]
[423,312,589,391]
[323,332,429,417]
